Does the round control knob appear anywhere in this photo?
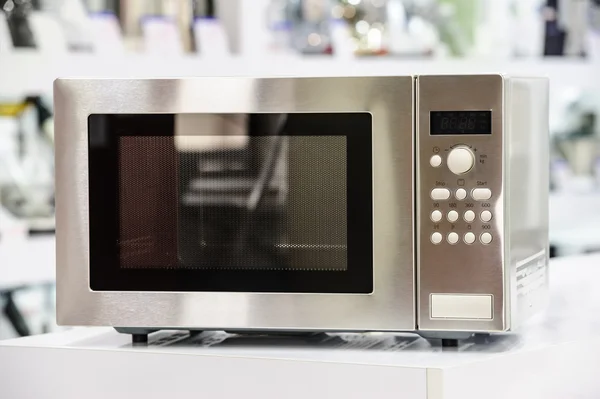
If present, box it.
[447,146,475,175]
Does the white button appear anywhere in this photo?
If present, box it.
[455,188,467,200]
[447,146,475,175]
[472,188,492,200]
[430,155,442,167]
[481,210,493,222]
[431,210,443,222]
[464,232,476,244]
[480,232,493,244]
[447,210,459,223]
[464,210,475,222]
[431,232,443,244]
[431,188,451,200]
[447,232,459,244]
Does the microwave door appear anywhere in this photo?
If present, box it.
[56,77,415,333]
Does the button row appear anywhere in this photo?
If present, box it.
[431,188,492,201]
[431,232,492,245]
[431,210,493,223]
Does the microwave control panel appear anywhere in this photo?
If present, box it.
[416,75,505,333]
[427,145,493,246]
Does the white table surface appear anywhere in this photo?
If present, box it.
[1,254,600,398]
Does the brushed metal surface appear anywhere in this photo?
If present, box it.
[54,77,416,331]
[417,75,506,332]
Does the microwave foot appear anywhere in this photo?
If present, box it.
[132,334,148,345]
[418,331,474,350]
[441,339,459,348]
[114,328,157,346]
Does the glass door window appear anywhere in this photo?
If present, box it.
[88,113,372,293]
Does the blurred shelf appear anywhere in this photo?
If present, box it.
[1,51,598,99]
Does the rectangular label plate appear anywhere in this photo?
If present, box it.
[430,294,493,319]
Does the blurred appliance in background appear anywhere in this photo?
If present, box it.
[0,9,11,51]
[555,112,597,174]
[397,0,469,56]
[81,0,124,53]
[559,0,589,56]
[0,284,56,338]
[54,75,549,344]
[27,6,69,54]
[331,0,468,57]
[0,0,36,48]
[262,0,598,58]
[113,0,184,52]
[1,0,93,52]
[87,10,124,53]
[191,0,230,56]
[142,14,184,54]
[544,0,590,56]
[0,97,55,234]
[137,1,182,54]
[265,0,294,54]
[192,0,215,18]
[288,0,332,54]
[552,91,600,191]
[473,0,512,57]
[36,0,95,52]
[333,0,388,56]
[385,0,408,55]
[512,0,545,57]
[84,0,118,14]
[405,0,472,56]
[589,0,600,59]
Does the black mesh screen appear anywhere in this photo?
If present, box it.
[118,136,179,268]
[88,112,373,293]
[117,135,347,271]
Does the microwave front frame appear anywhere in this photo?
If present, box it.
[54,76,416,332]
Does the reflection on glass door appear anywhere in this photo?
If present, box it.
[88,112,373,293]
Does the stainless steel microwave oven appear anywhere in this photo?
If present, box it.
[54,74,549,343]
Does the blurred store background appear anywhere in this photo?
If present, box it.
[0,0,599,339]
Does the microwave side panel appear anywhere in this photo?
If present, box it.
[416,74,507,334]
[505,76,550,329]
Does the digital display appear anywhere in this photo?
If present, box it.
[430,111,492,135]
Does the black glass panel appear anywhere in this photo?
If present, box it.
[88,113,373,293]
[430,111,492,135]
